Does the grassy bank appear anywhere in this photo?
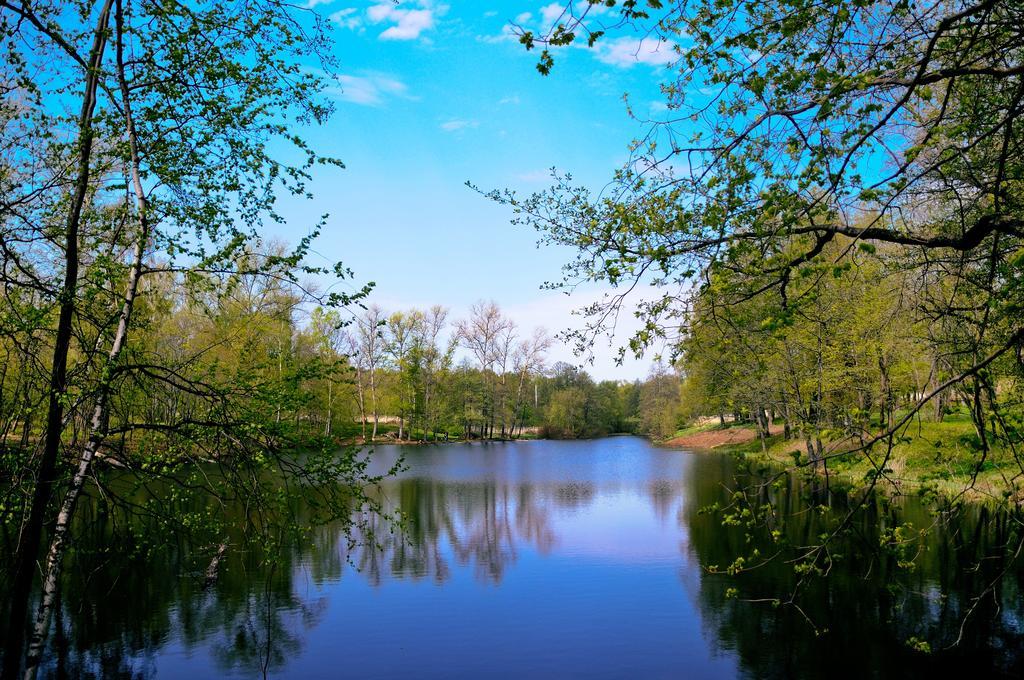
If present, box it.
[663,413,1022,503]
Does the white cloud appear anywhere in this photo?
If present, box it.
[324,72,411,106]
[365,2,391,22]
[329,7,362,29]
[440,119,479,132]
[477,24,519,44]
[366,1,446,41]
[595,37,678,67]
[514,11,533,24]
[540,3,565,26]
[380,11,433,39]
[498,94,520,105]
[306,0,335,8]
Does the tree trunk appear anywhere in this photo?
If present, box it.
[498,372,507,438]
[752,403,767,453]
[22,10,148,673]
[3,6,113,675]
[0,354,10,447]
[354,366,366,442]
[325,380,333,436]
[930,355,945,422]
[805,436,818,468]
[18,376,32,450]
[878,353,891,429]
[422,388,431,443]
[369,366,378,440]
[512,371,527,440]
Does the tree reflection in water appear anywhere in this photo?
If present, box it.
[344,479,567,586]
[680,459,1024,678]
[9,475,589,677]
[6,441,1024,678]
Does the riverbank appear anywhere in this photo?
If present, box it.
[663,422,784,449]
[336,430,545,446]
[662,414,1021,503]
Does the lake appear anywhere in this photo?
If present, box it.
[15,436,1024,678]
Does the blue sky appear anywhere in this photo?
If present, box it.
[275,1,681,379]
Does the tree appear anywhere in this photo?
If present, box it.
[511,328,553,437]
[638,364,681,441]
[385,310,418,440]
[355,305,386,441]
[308,307,350,436]
[413,305,455,441]
[456,301,516,439]
[0,2,373,675]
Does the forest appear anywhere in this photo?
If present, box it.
[0,278,684,460]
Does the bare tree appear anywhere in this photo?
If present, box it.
[456,301,515,439]
[341,330,368,442]
[416,305,452,441]
[357,305,386,440]
[511,329,553,437]
[495,322,519,438]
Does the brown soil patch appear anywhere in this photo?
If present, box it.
[664,424,783,449]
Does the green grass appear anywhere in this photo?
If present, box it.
[668,419,747,440]
[668,422,714,439]
[710,413,1022,504]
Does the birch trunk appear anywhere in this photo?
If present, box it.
[23,6,149,674]
[2,4,113,675]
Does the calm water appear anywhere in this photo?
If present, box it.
[13,437,1024,678]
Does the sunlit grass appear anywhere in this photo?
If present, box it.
[710,411,1023,503]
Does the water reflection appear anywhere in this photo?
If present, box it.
[29,497,331,679]
[684,462,1024,678]
[345,479,597,586]
[6,438,1024,678]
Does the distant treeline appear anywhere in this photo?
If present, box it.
[0,292,683,457]
[304,300,683,443]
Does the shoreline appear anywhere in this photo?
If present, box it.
[658,418,1021,505]
[337,430,640,447]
